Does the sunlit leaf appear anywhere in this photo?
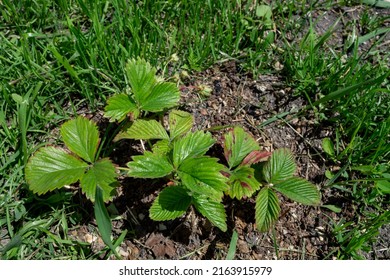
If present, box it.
[255,5,273,28]
[149,186,192,221]
[120,119,169,140]
[125,58,180,113]
[173,131,215,167]
[193,194,227,232]
[152,139,171,155]
[140,82,180,112]
[256,4,272,18]
[263,148,296,183]
[273,177,320,205]
[11,94,24,104]
[376,180,390,194]
[322,138,335,157]
[226,166,261,199]
[25,147,88,194]
[169,110,193,140]
[126,58,157,104]
[223,127,259,169]
[60,116,99,163]
[255,187,280,232]
[178,157,228,201]
[80,158,118,202]
[127,151,174,178]
[104,93,138,122]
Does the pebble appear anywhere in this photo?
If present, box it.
[200,108,208,116]
[138,213,145,220]
[158,224,167,231]
[119,248,129,258]
[291,213,298,219]
[85,233,96,244]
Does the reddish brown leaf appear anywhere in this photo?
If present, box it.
[241,150,272,166]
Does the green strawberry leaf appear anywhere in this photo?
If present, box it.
[140,82,180,112]
[127,151,174,178]
[178,157,228,201]
[126,58,157,105]
[255,187,280,232]
[223,127,260,169]
[169,110,193,140]
[25,146,88,194]
[60,116,100,163]
[104,93,138,122]
[80,158,118,202]
[125,58,180,113]
[119,119,169,140]
[193,194,227,232]
[272,177,321,205]
[152,139,171,155]
[263,148,296,183]
[149,185,192,221]
[173,131,215,167]
[226,166,261,199]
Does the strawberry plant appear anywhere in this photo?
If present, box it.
[25,57,321,240]
[121,110,229,232]
[25,116,118,202]
[25,116,125,257]
[221,127,321,232]
[104,58,180,123]
[222,127,271,200]
[254,148,321,231]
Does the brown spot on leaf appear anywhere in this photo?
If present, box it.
[241,150,272,166]
[240,181,252,190]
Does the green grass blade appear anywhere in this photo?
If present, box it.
[48,44,79,81]
[311,71,390,107]
[94,186,120,259]
[361,0,390,8]
[357,27,390,46]
[226,230,238,260]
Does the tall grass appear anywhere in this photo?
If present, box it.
[278,4,389,258]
